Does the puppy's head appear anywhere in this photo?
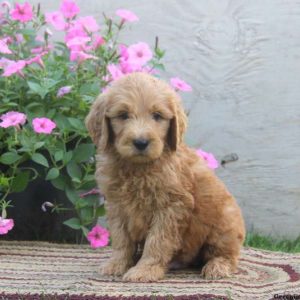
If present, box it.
[85,72,187,163]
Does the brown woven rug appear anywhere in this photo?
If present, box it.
[0,241,299,300]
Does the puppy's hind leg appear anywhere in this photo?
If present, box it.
[201,255,237,279]
[200,231,244,280]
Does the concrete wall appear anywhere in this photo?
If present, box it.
[30,0,300,238]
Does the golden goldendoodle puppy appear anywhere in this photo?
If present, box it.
[85,72,245,282]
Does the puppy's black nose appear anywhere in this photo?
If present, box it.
[133,139,149,151]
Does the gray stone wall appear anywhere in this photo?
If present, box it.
[29,0,300,238]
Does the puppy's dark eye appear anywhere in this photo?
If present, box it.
[152,112,163,121]
[118,112,129,120]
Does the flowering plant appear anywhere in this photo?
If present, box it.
[0,1,194,245]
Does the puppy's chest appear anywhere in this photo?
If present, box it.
[112,175,163,242]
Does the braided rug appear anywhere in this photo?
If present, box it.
[0,241,299,300]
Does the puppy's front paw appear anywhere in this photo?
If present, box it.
[101,259,132,276]
[123,264,165,282]
[201,257,232,280]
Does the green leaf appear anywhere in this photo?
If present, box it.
[81,194,99,206]
[46,108,56,119]
[11,171,30,193]
[31,153,49,167]
[1,97,10,104]
[71,177,81,184]
[18,147,31,153]
[80,207,93,224]
[54,150,64,162]
[34,142,45,150]
[51,174,67,190]
[79,82,100,96]
[63,217,81,230]
[83,174,96,183]
[81,95,95,103]
[46,168,59,180]
[19,134,33,149]
[66,161,82,181]
[19,28,36,37]
[43,78,59,90]
[155,47,166,59]
[28,81,48,99]
[96,205,106,217]
[0,102,18,109]
[54,114,70,130]
[0,152,22,165]
[73,143,95,163]
[0,176,9,189]
[65,186,80,204]
[81,226,89,237]
[51,70,64,81]
[63,151,73,164]
[153,63,165,71]
[75,198,89,209]
[68,118,84,130]
[26,102,43,110]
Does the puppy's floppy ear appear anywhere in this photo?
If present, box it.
[85,93,113,150]
[167,94,187,151]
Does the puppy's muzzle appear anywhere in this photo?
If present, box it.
[133,138,149,151]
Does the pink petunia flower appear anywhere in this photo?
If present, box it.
[105,44,153,81]
[0,11,6,26]
[35,35,44,42]
[115,9,139,22]
[196,149,219,169]
[2,60,26,77]
[141,65,157,75]
[65,22,88,48]
[79,188,101,198]
[120,60,137,74]
[78,16,99,33]
[92,34,105,49]
[0,111,26,128]
[0,38,12,54]
[31,47,44,54]
[4,36,13,43]
[15,33,24,44]
[87,225,109,248]
[101,86,109,93]
[66,36,91,51]
[32,117,56,134]
[60,0,80,19]
[127,42,153,68]
[119,44,129,61]
[1,1,11,10]
[0,57,12,69]
[45,11,66,31]
[70,51,97,63]
[0,217,14,235]
[31,45,52,55]
[107,64,124,81]
[10,2,33,23]
[26,53,47,68]
[57,85,72,97]
[119,44,146,74]
[170,77,192,92]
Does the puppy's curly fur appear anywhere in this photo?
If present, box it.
[86,72,245,282]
